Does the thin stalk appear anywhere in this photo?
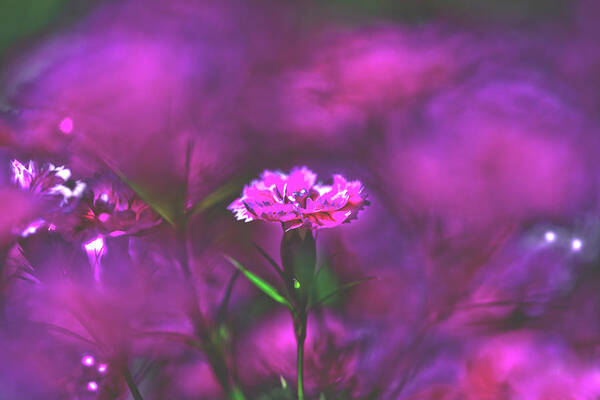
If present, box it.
[294,312,307,400]
[177,229,245,400]
[297,338,305,400]
[123,365,144,400]
[229,386,246,400]
[177,148,245,400]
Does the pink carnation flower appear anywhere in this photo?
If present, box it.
[76,175,162,238]
[11,159,86,205]
[10,159,86,237]
[228,167,368,231]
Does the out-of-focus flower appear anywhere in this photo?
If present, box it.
[83,236,106,283]
[10,159,86,238]
[382,74,585,230]
[237,312,359,395]
[0,189,40,246]
[20,218,46,238]
[11,159,86,206]
[4,0,258,214]
[241,26,458,148]
[76,175,162,238]
[458,334,600,399]
[228,167,368,231]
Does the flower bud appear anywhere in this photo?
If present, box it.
[280,228,316,306]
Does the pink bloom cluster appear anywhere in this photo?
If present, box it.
[78,176,161,238]
[10,159,87,237]
[11,159,86,205]
[10,160,161,240]
[228,167,368,231]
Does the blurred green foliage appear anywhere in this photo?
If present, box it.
[316,0,570,24]
[0,0,573,62]
[256,385,294,400]
[0,0,96,59]
[312,262,341,306]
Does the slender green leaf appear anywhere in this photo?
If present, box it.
[100,155,177,225]
[12,274,38,284]
[217,269,241,323]
[182,139,194,208]
[123,365,144,400]
[39,322,97,347]
[119,173,176,225]
[188,179,246,216]
[69,308,106,349]
[253,242,285,279]
[310,262,339,307]
[313,263,325,282]
[224,256,292,310]
[132,330,203,349]
[311,277,376,309]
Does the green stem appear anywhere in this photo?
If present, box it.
[177,229,245,400]
[123,365,144,400]
[229,385,247,400]
[297,337,305,400]
[295,312,307,400]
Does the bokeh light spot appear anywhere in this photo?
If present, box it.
[59,117,73,134]
[87,381,98,391]
[81,355,95,367]
[544,231,556,243]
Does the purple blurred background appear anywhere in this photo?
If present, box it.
[1,0,600,398]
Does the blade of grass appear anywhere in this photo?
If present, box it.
[188,179,245,217]
[224,256,292,310]
[38,322,97,347]
[69,308,106,349]
[132,330,203,349]
[100,155,176,225]
[123,364,144,400]
[217,269,241,324]
[181,138,193,211]
[311,277,376,309]
[252,242,284,279]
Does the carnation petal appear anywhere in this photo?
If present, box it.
[228,167,368,230]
